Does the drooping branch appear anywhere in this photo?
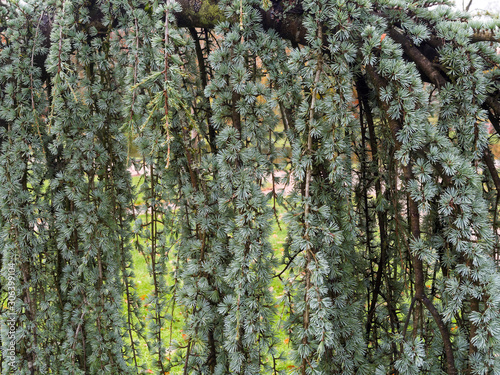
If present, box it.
[356,77,390,342]
[365,64,458,375]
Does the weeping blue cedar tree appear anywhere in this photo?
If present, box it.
[2,0,500,374]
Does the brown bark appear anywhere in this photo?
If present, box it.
[484,146,500,193]
[357,77,389,341]
[388,28,448,88]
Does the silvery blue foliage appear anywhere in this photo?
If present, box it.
[2,0,500,374]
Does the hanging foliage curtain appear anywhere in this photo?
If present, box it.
[2,0,500,374]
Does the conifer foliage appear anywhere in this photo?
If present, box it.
[2,0,500,374]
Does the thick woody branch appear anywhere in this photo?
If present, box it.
[175,0,226,29]
[484,146,500,193]
[471,30,500,43]
[175,0,307,44]
[388,28,448,88]
[389,28,500,138]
